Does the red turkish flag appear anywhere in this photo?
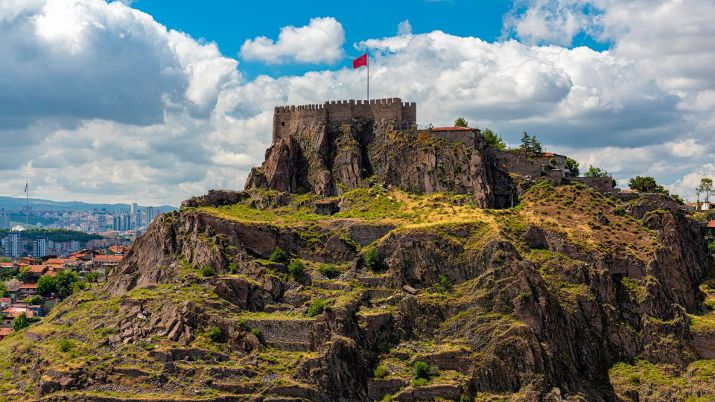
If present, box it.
[352,53,368,69]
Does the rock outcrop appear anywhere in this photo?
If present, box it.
[246,117,517,208]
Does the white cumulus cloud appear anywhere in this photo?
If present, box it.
[239,17,345,64]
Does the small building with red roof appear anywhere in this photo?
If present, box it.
[0,327,13,340]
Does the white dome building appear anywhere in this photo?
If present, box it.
[11,225,25,232]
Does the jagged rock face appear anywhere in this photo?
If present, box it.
[5,183,714,401]
[246,119,516,208]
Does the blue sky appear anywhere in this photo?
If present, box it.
[0,0,714,205]
[132,0,514,78]
[131,0,606,79]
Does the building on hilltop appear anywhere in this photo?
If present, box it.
[272,98,416,142]
[428,126,484,149]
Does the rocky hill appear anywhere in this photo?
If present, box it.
[1,102,715,402]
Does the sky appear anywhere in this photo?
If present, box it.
[1,0,714,206]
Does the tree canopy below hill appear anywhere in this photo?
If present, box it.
[0,229,103,243]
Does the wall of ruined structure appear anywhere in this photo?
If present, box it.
[272,98,416,141]
[495,150,545,179]
[571,177,616,193]
[428,130,485,149]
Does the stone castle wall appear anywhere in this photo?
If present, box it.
[273,98,416,141]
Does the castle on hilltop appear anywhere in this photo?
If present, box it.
[273,98,416,141]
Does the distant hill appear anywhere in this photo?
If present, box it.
[0,196,176,213]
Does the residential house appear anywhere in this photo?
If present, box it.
[1,305,34,327]
[0,298,11,309]
[0,327,12,340]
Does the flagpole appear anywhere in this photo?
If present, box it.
[367,53,369,102]
[25,181,29,226]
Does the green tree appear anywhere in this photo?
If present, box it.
[37,275,57,296]
[269,246,288,263]
[16,267,31,283]
[629,176,665,193]
[564,157,580,177]
[0,257,11,263]
[28,295,43,305]
[55,269,79,299]
[454,117,468,127]
[697,177,713,205]
[584,165,609,178]
[13,312,29,331]
[482,128,506,150]
[519,132,542,157]
[84,272,99,283]
[0,281,7,298]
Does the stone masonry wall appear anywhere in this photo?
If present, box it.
[571,177,616,193]
[273,98,416,142]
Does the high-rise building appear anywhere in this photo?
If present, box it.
[144,206,158,226]
[130,203,138,230]
[0,209,9,230]
[6,232,20,258]
[30,238,47,258]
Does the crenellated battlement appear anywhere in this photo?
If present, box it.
[272,98,417,141]
[273,98,416,112]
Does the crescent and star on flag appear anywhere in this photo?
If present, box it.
[352,52,369,101]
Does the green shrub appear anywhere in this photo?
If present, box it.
[307,299,328,317]
[414,361,431,380]
[373,365,389,379]
[238,319,250,331]
[58,337,72,353]
[206,326,225,343]
[412,378,429,387]
[227,262,238,274]
[287,260,305,280]
[615,206,627,216]
[269,246,288,263]
[251,328,263,340]
[200,266,216,277]
[363,247,381,271]
[28,295,43,306]
[319,264,340,279]
[434,275,453,292]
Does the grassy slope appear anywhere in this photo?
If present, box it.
[0,182,712,400]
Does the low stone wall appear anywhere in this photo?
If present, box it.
[349,223,396,247]
[571,177,615,193]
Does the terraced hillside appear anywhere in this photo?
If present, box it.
[1,180,714,401]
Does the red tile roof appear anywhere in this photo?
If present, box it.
[94,255,123,263]
[2,306,34,318]
[707,220,715,228]
[107,245,128,254]
[18,283,38,289]
[27,265,48,274]
[0,328,12,337]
